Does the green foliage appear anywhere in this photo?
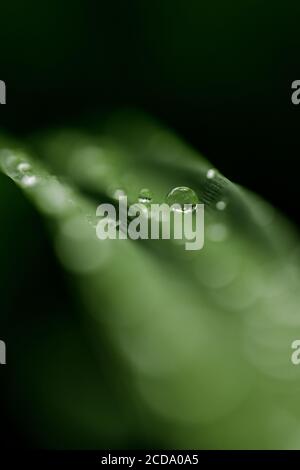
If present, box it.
[1,112,300,449]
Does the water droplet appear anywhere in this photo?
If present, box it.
[0,152,34,183]
[216,200,227,211]
[138,188,152,203]
[206,169,216,179]
[166,186,198,212]
[17,162,31,172]
[21,174,37,187]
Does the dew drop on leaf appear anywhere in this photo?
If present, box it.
[166,186,198,213]
[138,188,152,203]
[21,174,37,187]
[206,168,216,179]
[17,162,31,173]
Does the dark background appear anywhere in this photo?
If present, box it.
[0,0,300,448]
[0,0,299,223]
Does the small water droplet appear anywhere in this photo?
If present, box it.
[17,162,31,172]
[166,186,198,212]
[138,188,152,203]
[21,174,37,187]
[216,200,227,211]
[206,169,216,179]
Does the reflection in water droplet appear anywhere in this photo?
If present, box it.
[207,223,228,242]
[21,174,37,187]
[17,162,31,172]
[216,200,227,211]
[206,169,216,179]
[138,188,152,203]
[166,186,198,213]
[0,152,36,185]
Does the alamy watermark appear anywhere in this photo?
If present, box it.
[0,80,6,104]
[0,340,6,365]
[96,194,205,251]
[291,80,300,105]
[291,340,300,365]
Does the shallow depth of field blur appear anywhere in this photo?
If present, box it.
[1,0,300,450]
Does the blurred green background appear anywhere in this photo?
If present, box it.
[1,0,300,449]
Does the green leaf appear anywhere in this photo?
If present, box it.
[1,112,300,449]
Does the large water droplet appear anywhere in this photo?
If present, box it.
[138,188,152,203]
[166,186,198,212]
